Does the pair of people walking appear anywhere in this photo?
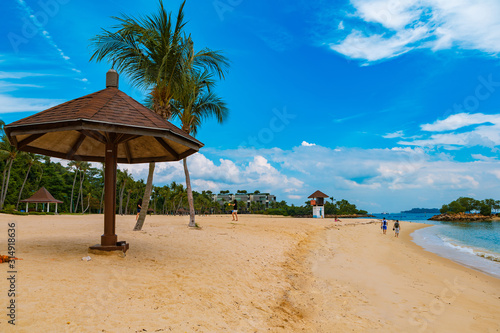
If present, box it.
[381,218,400,237]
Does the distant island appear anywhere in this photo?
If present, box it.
[400,208,440,214]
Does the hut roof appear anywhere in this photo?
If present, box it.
[5,85,203,164]
[308,190,329,198]
[20,187,63,203]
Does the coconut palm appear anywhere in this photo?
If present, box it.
[90,0,228,230]
[0,136,18,210]
[170,68,228,227]
[16,153,39,210]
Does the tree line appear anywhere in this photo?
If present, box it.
[440,197,500,216]
[0,139,369,217]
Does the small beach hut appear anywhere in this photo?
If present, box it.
[20,187,63,213]
[4,69,203,253]
[308,190,329,218]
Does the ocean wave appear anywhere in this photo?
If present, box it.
[439,235,500,263]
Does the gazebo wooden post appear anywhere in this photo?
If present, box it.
[26,202,28,213]
[101,142,118,247]
[47,203,50,212]
[55,203,58,213]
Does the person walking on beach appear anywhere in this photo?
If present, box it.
[229,200,238,221]
[381,217,388,234]
[393,220,401,238]
[136,198,142,221]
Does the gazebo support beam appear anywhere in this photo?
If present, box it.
[90,142,129,253]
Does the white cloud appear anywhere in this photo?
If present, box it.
[383,130,404,138]
[471,154,496,162]
[0,72,52,79]
[400,112,500,148]
[421,113,499,131]
[301,141,316,146]
[0,94,64,113]
[327,0,500,63]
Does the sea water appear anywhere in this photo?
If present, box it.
[371,213,500,279]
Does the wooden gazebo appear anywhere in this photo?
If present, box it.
[5,69,203,252]
[20,187,63,213]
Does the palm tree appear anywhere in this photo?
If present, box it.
[118,169,132,215]
[16,153,39,210]
[171,68,228,227]
[90,0,228,231]
[0,136,18,210]
[67,160,81,213]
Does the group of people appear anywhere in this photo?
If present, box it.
[381,217,400,237]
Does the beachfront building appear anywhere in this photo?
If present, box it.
[308,190,329,218]
[212,192,277,210]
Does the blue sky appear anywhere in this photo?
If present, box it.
[2,0,500,212]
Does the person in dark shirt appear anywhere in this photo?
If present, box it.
[136,198,142,221]
[229,199,238,221]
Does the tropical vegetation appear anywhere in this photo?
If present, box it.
[89,0,228,230]
[440,197,500,216]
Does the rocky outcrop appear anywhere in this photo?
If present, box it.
[428,213,492,222]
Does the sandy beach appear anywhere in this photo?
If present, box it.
[0,214,499,332]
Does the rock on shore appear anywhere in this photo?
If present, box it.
[428,213,492,222]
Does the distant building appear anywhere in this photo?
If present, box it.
[212,192,277,209]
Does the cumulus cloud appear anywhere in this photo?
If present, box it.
[301,141,316,146]
[0,94,64,113]
[326,0,500,63]
[421,113,499,131]
[383,130,404,138]
[400,112,500,148]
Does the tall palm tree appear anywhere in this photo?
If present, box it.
[68,160,82,213]
[16,153,39,210]
[171,68,228,227]
[0,136,18,210]
[118,169,132,215]
[90,0,228,231]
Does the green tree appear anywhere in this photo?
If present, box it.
[171,67,228,227]
[15,153,39,210]
[0,136,18,210]
[90,0,228,230]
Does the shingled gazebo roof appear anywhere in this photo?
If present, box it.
[20,187,63,204]
[5,76,203,163]
[308,190,329,198]
[4,69,203,252]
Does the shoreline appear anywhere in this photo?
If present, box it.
[289,219,500,332]
[0,215,498,332]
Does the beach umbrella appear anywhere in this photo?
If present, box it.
[4,69,203,252]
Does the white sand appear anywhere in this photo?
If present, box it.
[0,214,498,332]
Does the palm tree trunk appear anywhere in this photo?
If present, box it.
[0,159,10,209]
[1,159,14,209]
[70,170,78,213]
[125,191,131,215]
[99,187,104,214]
[119,180,126,215]
[79,172,85,213]
[134,162,155,231]
[183,158,196,227]
[16,163,32,210]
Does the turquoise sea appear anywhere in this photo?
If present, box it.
[371,213,500,279]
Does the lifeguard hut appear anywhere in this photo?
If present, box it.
[308,190,328,218]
